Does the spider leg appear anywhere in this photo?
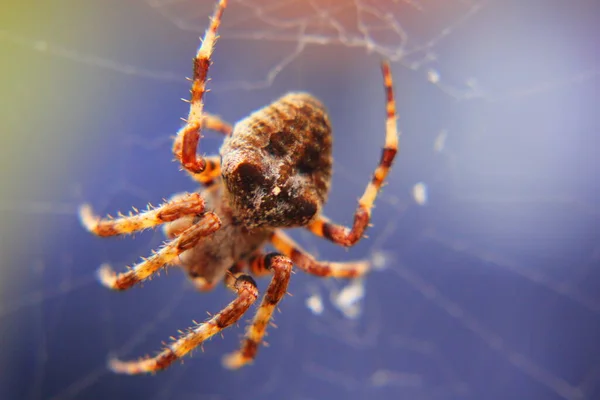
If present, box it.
[173,114,231,187]
[109,273,258,374]
[246,251,276,277]
[161,190,220,239]
[79,192,206,237]
[270,230,369,279]
[306,61,398,247]
[202,113,233,136]
[172,0,227,174]
[223,252,292,369]
[172,114,231,159]
[98,212,221,291]
[185,155,222,187]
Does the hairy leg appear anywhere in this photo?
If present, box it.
[185,155,222,187]
[270,230,369,279]
[202,113,232,136]
[306,61,398,247]
[110,273,258,374]
[172,0,227,174]
[79,193,205,237]
[222,252,292,369]
[173,113,231,186]
[98,212,221,290]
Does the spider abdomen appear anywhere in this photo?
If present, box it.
[221,92,333,229]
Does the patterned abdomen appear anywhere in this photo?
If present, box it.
[221,93,333,228]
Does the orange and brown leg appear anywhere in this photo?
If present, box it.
[222,252,292,369]
[173,115,232,187]
[172,0,227,175]
[161,190,221,239]
[172,114,231,156]
[109,273,258,374]
[79,192,206,237]
[98,212,221,291]
[185,155,222,187]
[270,230,369,279]
[306,61,399,247]
[202,113,232,136]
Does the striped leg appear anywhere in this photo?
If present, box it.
[222,253,292,369]
[246,252,277,277]
[172,113,231,153]
[270,230,369,279]
[173,114,231,186]
[98,212,221,291]
[306,61,398,247]
[79,192,206,237]
[186,155,222,187]
[172,0,227,174]
[109,274,258,374]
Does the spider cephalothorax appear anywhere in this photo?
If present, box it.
[221,92,333,229]
[79,0,399,375]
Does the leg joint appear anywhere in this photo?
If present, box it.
[264,252,292,273]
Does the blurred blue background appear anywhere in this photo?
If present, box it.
[1,0,599,399]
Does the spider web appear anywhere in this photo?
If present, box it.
[1,0,599,399]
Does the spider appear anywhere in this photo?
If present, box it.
[78,0,399,375]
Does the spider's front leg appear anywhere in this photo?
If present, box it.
[172,0,227,175]
[185,155,222,187]
[222,252,292,369]
[98,211,221,291]
[173,115,231,187]
[80,192,206,237]
[306,61,399,247]
[110,273,258,374]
